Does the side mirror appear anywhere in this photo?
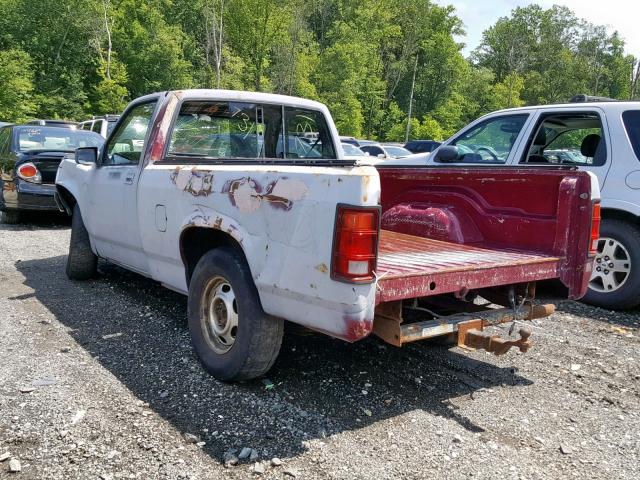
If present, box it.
[76,147,99,166]
[433,145,459,163]
[377,153,386,158]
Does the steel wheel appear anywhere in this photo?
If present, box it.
[589,237,631,293]
[202,276,238,354]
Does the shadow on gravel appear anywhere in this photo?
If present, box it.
[0,211,70,231]
[17,255,533,463]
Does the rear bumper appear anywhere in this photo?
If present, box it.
[1,180,59,212]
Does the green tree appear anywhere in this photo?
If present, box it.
[0,49,37,122]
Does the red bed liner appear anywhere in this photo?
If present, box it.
[375,230,560,304]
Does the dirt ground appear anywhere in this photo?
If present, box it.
[0,215,638,479]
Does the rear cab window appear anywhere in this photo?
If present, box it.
[167,100,336,161]
[623,111,640,161]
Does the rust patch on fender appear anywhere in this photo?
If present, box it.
[170,167,214,197]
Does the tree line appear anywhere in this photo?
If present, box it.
[0,0,638,141]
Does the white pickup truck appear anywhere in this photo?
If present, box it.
[55,90,599,381]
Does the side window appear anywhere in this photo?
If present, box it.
[623,110,640,162]
[281,107,336,159]
[92,120,103,134]
[361,146,383,157]
[450,114,528,163]
[522,112,606,166]
[105,101,157,166]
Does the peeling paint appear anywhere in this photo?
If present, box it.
[170,167,214,197]
[223,177,308,213]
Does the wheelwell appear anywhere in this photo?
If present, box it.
[55,185,77,216]
[601,208,640,226]
[180,227,245,287]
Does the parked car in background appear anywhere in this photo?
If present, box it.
[361,143,413,159]
[404,139,441,154]
[79,115,120,138]
[55,89,597,381]
[0,125,103,223]
[339,136,359,147]
[27,119,78,129]
[341,142,369,161]
[406,95,640,309]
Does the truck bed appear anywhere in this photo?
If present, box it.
[376,230,560,303]
[376,166,596,301]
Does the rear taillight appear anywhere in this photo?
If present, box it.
[331,205,380,283]
[590,202,601,255]
[17,163,42,184]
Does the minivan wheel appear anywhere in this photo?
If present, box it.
[582,219,640,309]
[187,247,284,381]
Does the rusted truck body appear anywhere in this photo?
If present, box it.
[54,90,599,381]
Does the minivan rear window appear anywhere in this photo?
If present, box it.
[623,111,640,161]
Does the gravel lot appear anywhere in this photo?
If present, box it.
[0,215,639,479]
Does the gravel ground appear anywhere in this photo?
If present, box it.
[0,214,639,479]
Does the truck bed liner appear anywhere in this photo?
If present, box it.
[375,230,560,304]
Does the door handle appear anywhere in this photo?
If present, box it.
[124,172,135,185]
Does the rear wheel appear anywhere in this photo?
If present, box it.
[1,210,21,224]
[187,247,283,381]
[583,219,640,309]
[66,204,98,280]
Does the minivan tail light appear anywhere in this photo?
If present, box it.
[17,163,42,184]
[590,202,601,255]
[331,205,380,283]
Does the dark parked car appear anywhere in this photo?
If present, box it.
[26,119,78,129]
[0,125,103,223]
[404,139,441,154]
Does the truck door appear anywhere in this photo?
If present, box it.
[516,107,613,189]
[87,99,159,274]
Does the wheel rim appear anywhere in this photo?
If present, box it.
[202,276,238,354]
[589,237,631,293]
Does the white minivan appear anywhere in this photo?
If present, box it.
[396,96,640,309]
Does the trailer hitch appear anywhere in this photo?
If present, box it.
[457,322,532,355]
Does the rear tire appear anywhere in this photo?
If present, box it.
[187,247,283,381]
[1,210,21,224]
[66,204,98,280]
[582,219,640,309]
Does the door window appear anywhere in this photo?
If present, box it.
[522,112,606,166]
[105,101,157,166]
[449,114,528,163]
[92,120,103,134]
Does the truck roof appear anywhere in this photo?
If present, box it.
[167,89,329,111]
